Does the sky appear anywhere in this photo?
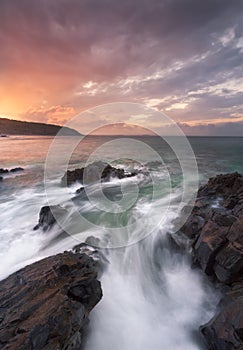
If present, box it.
[0,0,242,135]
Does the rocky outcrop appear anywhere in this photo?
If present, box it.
[0,251,102,350]
[61,161,137,186]
[181,172,243,350]
[33,205,68,231]
[0,167,24,175]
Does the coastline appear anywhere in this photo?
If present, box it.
[0,171,242,349]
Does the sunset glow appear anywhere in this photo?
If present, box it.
[0,0,242,135]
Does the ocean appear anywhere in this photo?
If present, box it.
[0,135,243,350]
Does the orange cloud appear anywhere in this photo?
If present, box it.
[18,105,77,124]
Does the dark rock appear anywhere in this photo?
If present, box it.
[201,297,243,350]
[10,167,24,173]
[214,241,243,283]
[0,168,9,174]
[193,220,228,275]
[73,237,109,272]
[61,161,137,186]
[181,173,243,349]
[0,251,102,350]
[199,172,242,197]
[0,176,3,181]
[76,187,85,194]
[181,215,206,239]
[33,205,68,231]
[62,168,85,186]
[213,212,237,227]
[227,219,243,244]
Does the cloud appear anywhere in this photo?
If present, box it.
[20,105,77,124]
[0,0,242,134]
[179,121,243,136]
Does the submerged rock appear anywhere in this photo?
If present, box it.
[33,205,68,231]
[61,161,137,186]
[181,173,243,350]
[0,251,102,350]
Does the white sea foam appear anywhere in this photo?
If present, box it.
[0,172,219,350]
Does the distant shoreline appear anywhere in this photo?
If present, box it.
[0,117,81,136]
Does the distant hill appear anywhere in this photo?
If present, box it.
[0,117,81,136]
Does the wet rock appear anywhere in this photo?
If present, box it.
[181,215,206,239]
[0,168,9,174]
[0,176,3,181]
[0,251,102,350]
[72,237,109,273]
[10,167,24,173]
[0,167,24,174]
[76,187,85,194]
[181,173,243,350]
[61,161,137,186]
[198,172,242,197]
[33,205,68,231]
[201,296,243,350]
[193,220,229,275]
[213,212,237,227]
[214,241,243,283]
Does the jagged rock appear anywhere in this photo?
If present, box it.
[0,251,102,350]
[193,220,229,275]
[181,214,206,239]
[201,296,243,350]
[182,173,243,282]
[33,205,68,231]
[61,161,137,186]
[198,172,242,197]
[214,241,243,283]
[181,173,243,350]
[0,167,24,174]
[73,236,109,272]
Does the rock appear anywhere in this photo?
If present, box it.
[201,296,243,350]
[181,173,243,281]
[213,212,237,227]
[10,167,24,173]
[181,215,206,239]
[62,168,85,186]
[61,161,137,186]
[73,236,109,272]
[76,187,85,194]
[227,219,243,244]
[33,205,68,231]
[181,173,243,349]
[0,251,102,350]
[199,172,242,197]
[214,241,243,283]
[0,168,9,174]
[193,220,229,275]
[0,176,3,181]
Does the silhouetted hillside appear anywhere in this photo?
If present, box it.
[0,118,81,136]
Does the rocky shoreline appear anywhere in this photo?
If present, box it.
[0,171,242,349]
[181,172,243,350]
[0,251,102,350]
